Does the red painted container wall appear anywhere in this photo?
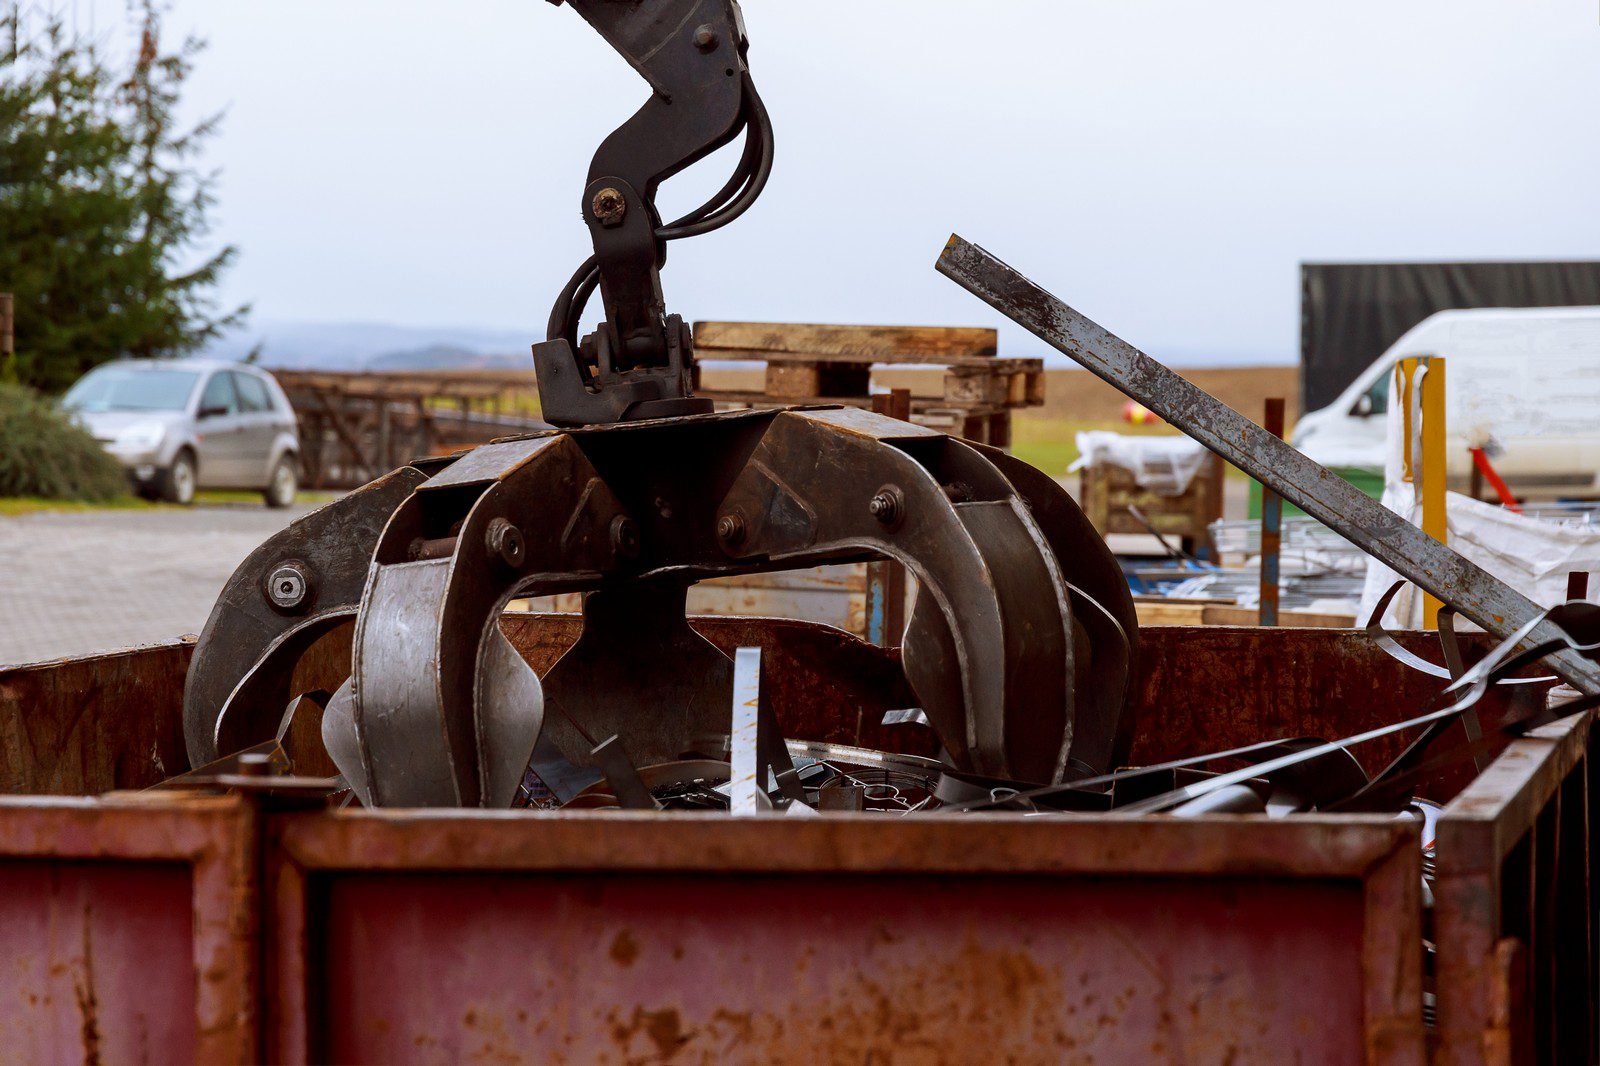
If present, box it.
[0,861,195,1062]
[0,619,1584,1063]
[320,873,1365,1062]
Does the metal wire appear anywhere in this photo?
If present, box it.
[655,75,774,241]
[815,762,936,813]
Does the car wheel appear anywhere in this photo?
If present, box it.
[160,450,197,506]
[263,455,298,509]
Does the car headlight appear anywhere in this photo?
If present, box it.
[115,422,167,450]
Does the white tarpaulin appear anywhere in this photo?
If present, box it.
[1359,362,1600,627]
[1071,431,1208,496]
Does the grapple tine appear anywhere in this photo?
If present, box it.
[185,465,429,766]
[718,409,1086,782]
[972,442,1140,773]
[350,436,629,807]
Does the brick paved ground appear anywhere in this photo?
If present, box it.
[0,503,316,666]
[0,479,1253,668]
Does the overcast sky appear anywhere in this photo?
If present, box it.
[62,0,1600,364]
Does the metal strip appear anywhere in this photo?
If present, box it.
[589,736,659,811]
[1259,397,1286,626]
[729,647,765,815]
[935,235,1600,696]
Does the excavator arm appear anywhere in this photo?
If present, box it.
[536,0,773,425]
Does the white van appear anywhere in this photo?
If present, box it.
[1290,307,1600,495]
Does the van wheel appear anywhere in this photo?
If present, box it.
[263,455,298,509]
[159,450,198,505]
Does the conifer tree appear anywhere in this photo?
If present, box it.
[0,2,245,391]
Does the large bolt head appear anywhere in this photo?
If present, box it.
[266,563,312,612]
[591,187,627,228]
[716,513,746,546]
[610,514,640,559]
[868,486,905,528]
[486,517,526,568]
[693,24,719,51]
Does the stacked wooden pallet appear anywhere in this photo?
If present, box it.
[691,321,1043,445]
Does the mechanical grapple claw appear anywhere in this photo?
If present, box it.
[186,409,1135,804]
[180,0,1138,805]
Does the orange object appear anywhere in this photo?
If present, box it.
[1470,447,1522,513]
[1122,400,1161,425]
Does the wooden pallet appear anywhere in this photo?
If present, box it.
[1079,454,1225,557]
[691,321,1043,445]
[1133,596,1354,629]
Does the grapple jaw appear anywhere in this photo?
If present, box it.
[184,408,1136,806]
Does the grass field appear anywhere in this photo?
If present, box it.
[0,490,339,517]
[1009,416,1177,478]
[882,364,1301,480]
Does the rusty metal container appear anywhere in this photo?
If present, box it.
[0,619,1587,1063]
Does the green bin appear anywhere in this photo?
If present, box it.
[1248,465,1384,519]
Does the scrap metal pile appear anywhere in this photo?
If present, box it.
[174,0,1600,822]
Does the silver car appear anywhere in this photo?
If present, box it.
[63,359,301,507]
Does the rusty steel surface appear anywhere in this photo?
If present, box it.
[0,641,194,795]
[1,631,353,796]
[1258,397,1286,627]
[935,234,1600,697]
[0,795,257,1062]
[4,618,1594,1062]
[267,813,1421,1064]
[0,858,194,1060]
[1126,626,1551,790]
[3,620,1544,797]
[318,874,1365,1062]
[1432,709,1595,1064]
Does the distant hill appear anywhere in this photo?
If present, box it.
[365,344,531,372]
[202,320,536,372]
[201,317,1282,373]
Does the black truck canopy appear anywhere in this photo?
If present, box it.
[1300,261,1600,412]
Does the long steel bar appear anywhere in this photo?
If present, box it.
[936,235,1600,695]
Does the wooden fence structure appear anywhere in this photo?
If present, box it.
[272,370,547,489]
[270,321,1042,488]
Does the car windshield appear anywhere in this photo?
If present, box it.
[62,366,201,413]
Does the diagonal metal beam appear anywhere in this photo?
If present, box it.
[936,234,1600,695]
